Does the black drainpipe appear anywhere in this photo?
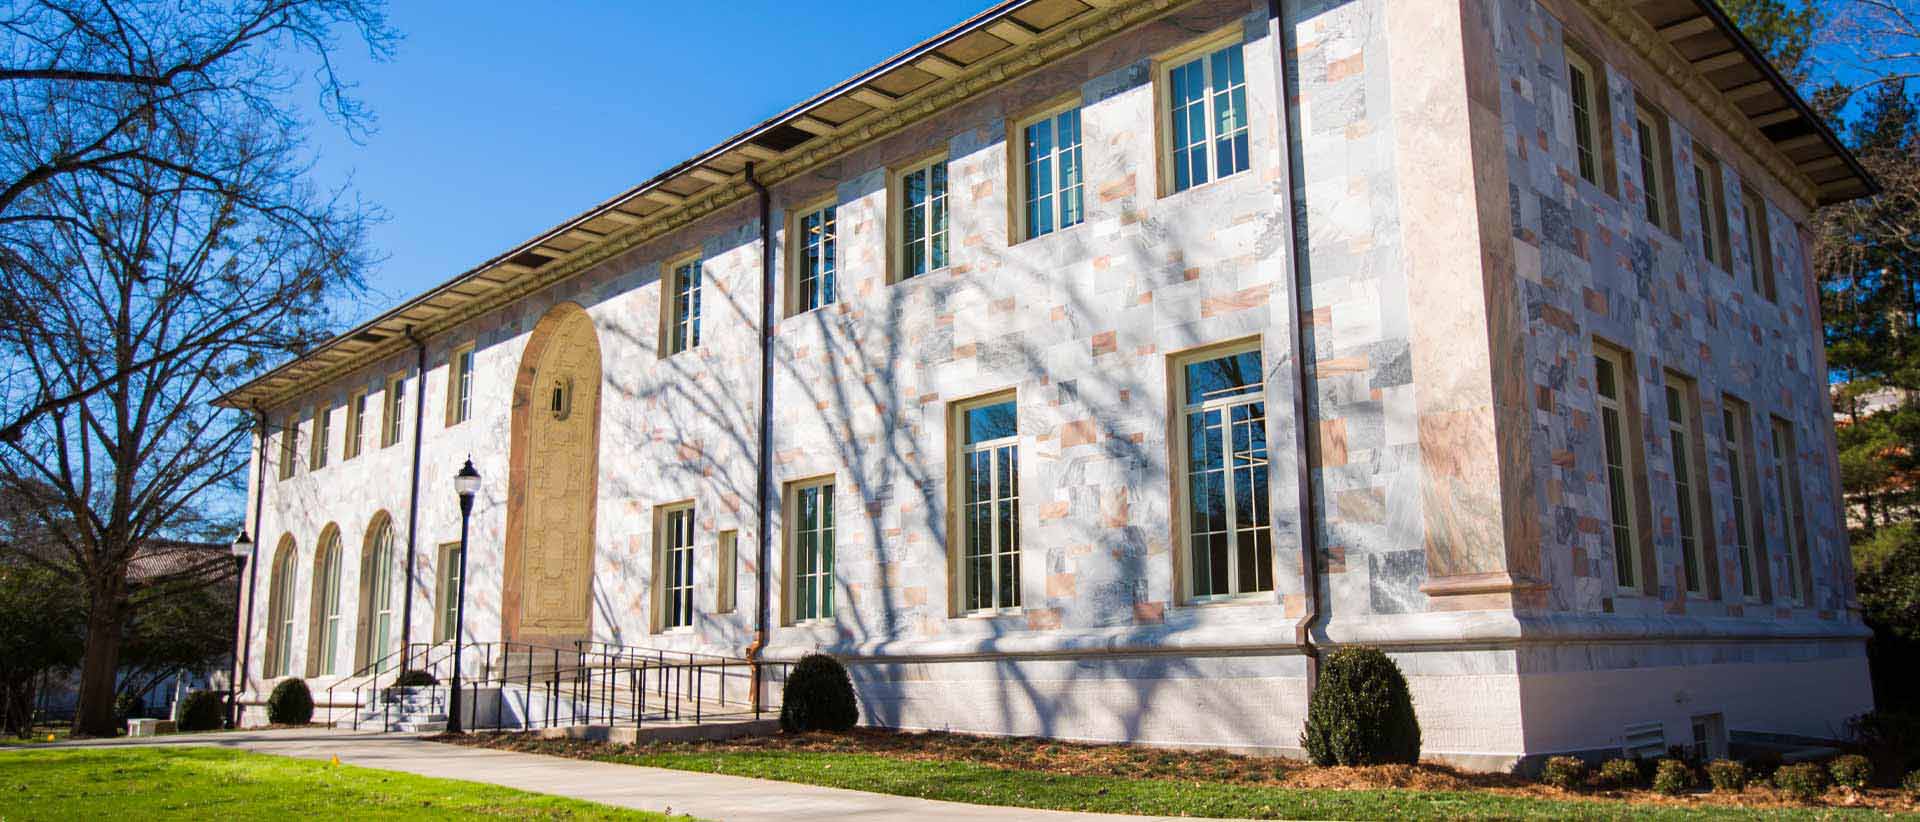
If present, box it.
[399,326,429,665]
[1269,0,1322,693]
[745,164,776,710]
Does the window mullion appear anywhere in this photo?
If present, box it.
[1219,400,1239,596]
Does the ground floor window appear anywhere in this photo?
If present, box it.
[716,529,737,614]
[434,542,462,644]
[955,394,1019,613]
[1175,341,1273,600]
[658,504,696,630]
[787,478,835,623]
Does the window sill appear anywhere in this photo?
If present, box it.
[890,266,952,286]
[1160,167,1250,201]
[1011,219,1089,249]
[1178,591,1271,608]
[958,607,1021,620]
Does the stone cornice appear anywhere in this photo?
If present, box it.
[1570,0,1821,208]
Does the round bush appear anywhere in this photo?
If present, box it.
[1539,756,1587,790]
[1706,759,1750,792]
[176,690,225,732]
[1829,753,1873,790]
[1598,758,1643,789]
[1773,762,1828,802]
[1744,750,1785,779]
[1902,769,1920,799]
[266,678,314,726]
[779,653,858,733]
[1299,646,1421,766]
[113,692,145,724]
[1652,758,1697,795]
[391,669,439,688]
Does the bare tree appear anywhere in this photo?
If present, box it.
[0,0,390,736]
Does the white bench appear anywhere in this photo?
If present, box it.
[126,718,176,737]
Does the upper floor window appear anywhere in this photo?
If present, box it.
[955,394,1020,614]
[1692,151,1730,270]
[1593,343,1646,593]
[1742,187,1777,302]
[666,257,703,355]
[1635,104,1676,235]
[1564,46,1614,192]
[309,404,330,470]
[1174,341,1273,601]
[447,344,474,426]
[1162,37,1249,195]
[894,157,949,279]
[277,413,298,480]
[786,477,836,623]
[344,390,366,460]
[657,503,696,631]
[1016,104,1085,240]
[381,374,406,448]
[1664,373,1713,599]
[1722,397,1763,602]
[792,202,837,314]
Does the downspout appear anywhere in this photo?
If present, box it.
[399,326,429,666]
[1269,0,1323,692]
[745,164,775,711]
[235,407,269,720]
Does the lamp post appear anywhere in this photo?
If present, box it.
[226,530,254,729]
[448,458,480,734]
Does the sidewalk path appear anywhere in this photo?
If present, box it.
[27,727,1209,821]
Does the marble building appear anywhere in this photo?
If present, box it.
[219,0,1878,768]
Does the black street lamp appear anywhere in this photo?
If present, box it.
[447,458,480,734]
[226,529,254,729]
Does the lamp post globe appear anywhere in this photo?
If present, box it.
[448,459,479,733]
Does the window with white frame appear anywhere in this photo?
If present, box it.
[716,530,738,614]
[1722,398,1762,601]
[787,478,835,622]
[1594,344,1645,592]
[1665,373,1711,597]
[895,158,948,279]
[266,538,297,677]
[448,344,474,426]
[1693,152,1729,269]
[1635,105,1672,232]
[1565,48,1603,186]
[365,518,397,673]
[1742,187,1777,302]
[434,542,462,644]
[309,530,343,676]
[667,258,702,354]
[1177,343,1273,600]
[658,504,696,631]
[382,375,406,447]
[309,404,329,470]
[277,414,298,480]
[1017,105,1084,240]
[1163,37,1249,194]
[345,390,366,460]
[794,203,837,313]
[1771,417,1809,605]
[956,395,1020,613]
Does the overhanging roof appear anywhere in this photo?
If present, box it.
[217,0,1878,411]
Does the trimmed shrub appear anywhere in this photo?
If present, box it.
[1773,762,1828,802]
[176,690,225,732]
[1539,756,1587,790]
[1652,758,1697,795]
[266,678,314,726]
[1706,759,1750,793]
[779,653,858,733]
[1902,769,1920,799]
[1598,758,1643,789]
[1300,646,1422,766]
[1745,749,1785,779]
[391,669,439,688]
[1846,711,1920,777]
[1830,753,1873,790]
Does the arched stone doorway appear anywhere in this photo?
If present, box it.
[503,301,602,647]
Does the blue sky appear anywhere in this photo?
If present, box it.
[306,2,988,320]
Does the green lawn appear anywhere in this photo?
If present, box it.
[611,748,1915,821]
[0,747,678,820]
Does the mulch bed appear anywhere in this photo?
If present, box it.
[446,727,1920,813]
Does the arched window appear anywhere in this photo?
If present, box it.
[356,514,399,673]
[306,526,344,676]
[263,535,299,678]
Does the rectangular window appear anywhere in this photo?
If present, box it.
[1742,187,1777,302]
[381,375,406,448]
[1722,397,1763,601]
[309,405,329,470]
[895,158,948,279]
[1665,373,1712,597]
[1176,342,1273,600]
[1017,105,1085,240]
[1771,418,1810,605]
[1635,105,1674,233]
[666,258,702,355]
[955,394,1020,613]
[447,344,474,426]
[658,504,696,631]
[786,478,836,623]
[716,530,738,614]
[793,203,837,314]
[277,413,298,480]
[434,542,462,644]
[1693,152,1730,269]
[1163,37,1249,194]
[344,390,366,460]
[1594,345,1645,592]
[1566,48,1604,187]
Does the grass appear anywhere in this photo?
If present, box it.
[457,730,1920,821]
[0,727,68,748]
[0,746,679,820]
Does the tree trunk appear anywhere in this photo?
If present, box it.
[71,580,126,737]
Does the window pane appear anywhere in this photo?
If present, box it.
[1185,350,1263,405]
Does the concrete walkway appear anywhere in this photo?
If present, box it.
[26,727,1207,821]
